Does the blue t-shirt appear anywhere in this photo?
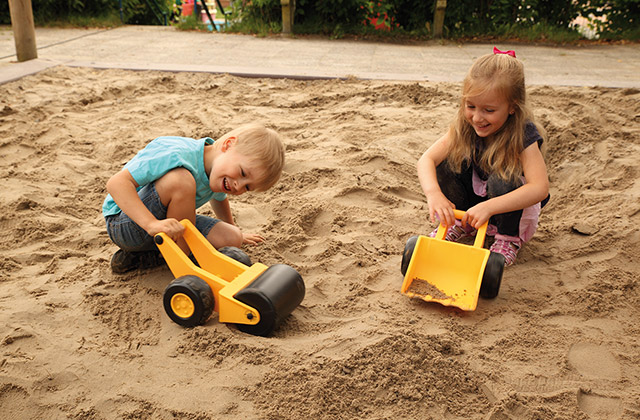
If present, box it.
[102,136,227,217]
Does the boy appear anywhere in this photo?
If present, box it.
[103,124,284,274]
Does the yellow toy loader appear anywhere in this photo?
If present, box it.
[154,219,305,336]
[400,210,505,311]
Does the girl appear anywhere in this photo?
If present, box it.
[417,48,549,266]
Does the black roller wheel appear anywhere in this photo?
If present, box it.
[401,235,419,276]
[163,275,214,327]
[480,252,505,299]
[234,264,305,337]
[218,246,252,266]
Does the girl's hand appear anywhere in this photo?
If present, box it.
[147,218,185,241]
[242,232,265,246]
[426,192,456,227]
[463,202,493,229]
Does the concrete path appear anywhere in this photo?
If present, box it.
[1,25,639,87]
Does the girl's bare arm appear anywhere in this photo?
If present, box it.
[417,130,457,227]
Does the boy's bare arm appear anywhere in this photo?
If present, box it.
[106,169,184,241]
[210,198,234,225]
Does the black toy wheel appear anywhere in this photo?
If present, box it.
[480,252,505,299]
[234,264,305,337]
[163,275,215,327]
[218,246,252,266]
[400,235,419,276]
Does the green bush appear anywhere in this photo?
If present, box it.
[229,0,281,34]
[296,0,367,26]
[235,0,590,40]
[232,0,369,36]
[582,0,640,40]
[2,0,638,41]
[442,0,581,37]
[239,0,281,23]
[1,0,173,26]
[392,0,434,32]
[124,0,173,25]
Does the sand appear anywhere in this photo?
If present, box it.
[0,66,639,419]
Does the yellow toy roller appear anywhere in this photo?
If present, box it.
[154,219,305,336]
[400,210,505,311]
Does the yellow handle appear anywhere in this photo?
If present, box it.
[434,209,488,249]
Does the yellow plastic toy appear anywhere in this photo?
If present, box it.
[154,219,305,336]
[400,210,504,311]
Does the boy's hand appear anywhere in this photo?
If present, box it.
[148,218,185,242]
[242,232,265,246]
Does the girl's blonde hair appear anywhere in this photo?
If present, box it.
[447,53,546,181]
[220,124,285,192]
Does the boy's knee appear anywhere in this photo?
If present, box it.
[209,222,243,249]
[226,225,243,248]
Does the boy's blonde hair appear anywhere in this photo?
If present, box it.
[448,53,546,181]
[220,124,285,192]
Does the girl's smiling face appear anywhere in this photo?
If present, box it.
[463,88,514,138]
[208,138,265,195]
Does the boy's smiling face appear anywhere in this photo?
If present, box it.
[209,137,266,195]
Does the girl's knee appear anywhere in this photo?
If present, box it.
[437,161,472,209]
[435,161,456,182]
[487,175,522,198]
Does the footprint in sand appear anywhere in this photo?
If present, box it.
[568,342,621,380]
[0,383,39,419]
[568,342,623,419]
[577,391,623,419]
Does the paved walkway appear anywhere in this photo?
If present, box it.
[1,25,639,87]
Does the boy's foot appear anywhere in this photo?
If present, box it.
[429,224,475,242]
[489,239,520,267]
[111,249,165,274]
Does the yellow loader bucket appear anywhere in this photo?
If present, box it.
[401,210,490,311]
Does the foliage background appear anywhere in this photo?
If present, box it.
[246,0,640,40]
[1,0,174,26]
[1,0,638,40]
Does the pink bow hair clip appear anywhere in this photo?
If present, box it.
[493,47,516,58]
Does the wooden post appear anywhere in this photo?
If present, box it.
[281,0,294,34]
[433,0,446,38]
[8,0,38,62]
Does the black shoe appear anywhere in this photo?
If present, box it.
[218,246,252,266]
[111,249,165,274]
